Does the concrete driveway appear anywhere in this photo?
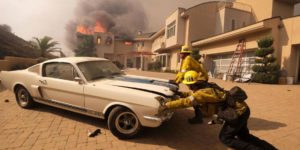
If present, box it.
[0,70,299,150]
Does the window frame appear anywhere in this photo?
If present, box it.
[231,19,235,31]
[42,62,81,82]
[167,21,176,39]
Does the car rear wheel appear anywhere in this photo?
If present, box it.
[15,86,34,109]
[108,106,142,139]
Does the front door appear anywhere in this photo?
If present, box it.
[39,62,84,107]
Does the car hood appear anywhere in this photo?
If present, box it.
[93,75,178,97]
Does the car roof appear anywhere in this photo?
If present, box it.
[43,57,108,64]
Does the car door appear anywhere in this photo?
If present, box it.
[38,62,84,107]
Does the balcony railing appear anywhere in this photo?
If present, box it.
[152,36,166,52]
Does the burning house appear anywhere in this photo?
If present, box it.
[66,0,149,69]
[76,21,115,59]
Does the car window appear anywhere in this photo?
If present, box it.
[43,63,79,81]
[77,60,122,81]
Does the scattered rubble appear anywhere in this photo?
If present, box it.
[88,129,101,137]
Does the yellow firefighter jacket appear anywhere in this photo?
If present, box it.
[175,55,208,84]
[166,88,248,116]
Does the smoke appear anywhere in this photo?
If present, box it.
[65,0,148,50]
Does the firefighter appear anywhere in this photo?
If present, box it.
[162,71,277,150]
[174,45,208,84]
[170,45,209,124]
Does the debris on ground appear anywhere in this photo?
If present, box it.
[88,129,101,137]
[4,99,9,103]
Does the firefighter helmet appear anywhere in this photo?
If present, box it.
[183,71,198,84]
[180,45,192,54]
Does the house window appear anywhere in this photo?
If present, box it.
[231,20,235,31]
[141,42,144,47]
[97,36,101,45]
[167,21,176,39]
[160,55,167,67]
[105,37,112,45]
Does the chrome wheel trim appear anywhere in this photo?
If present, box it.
[17,89,29,107]
[115,112,139,134]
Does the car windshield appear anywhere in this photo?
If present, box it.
[77,60,122,81]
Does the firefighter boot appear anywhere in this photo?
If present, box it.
[188,105,203,124]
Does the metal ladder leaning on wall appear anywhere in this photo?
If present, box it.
[226,39,246,81]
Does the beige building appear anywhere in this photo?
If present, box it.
[148,0,300,84]
[94,32,154,70]
[191,0,300,84]
[150,1,258,71]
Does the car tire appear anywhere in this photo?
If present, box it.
[15,86,35,109]
[108,106,142,139]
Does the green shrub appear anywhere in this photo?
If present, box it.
[252,65,266,73]
[252,72,279,84]
[254,47,274,57]
[257,37,273,48]
[252,36,280,84]
[148,61,162,71]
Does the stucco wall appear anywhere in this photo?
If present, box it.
[215,8,226,34]
[272,1,294,19]
[0,56,38,71]
[170,49,180,71]
[223,8,253,32]
[185,2,218,44]
[152,35,165,52]
[280,16,300,78]
[114,40,133,54]
[198,30,272,56]
[236,0,273,21]
[136,41,152,52]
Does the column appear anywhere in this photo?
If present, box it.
[140,54,143,71]
[124,54,127,69]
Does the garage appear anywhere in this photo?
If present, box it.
[210,51,255,78]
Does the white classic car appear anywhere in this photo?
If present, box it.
[0,57,178,139]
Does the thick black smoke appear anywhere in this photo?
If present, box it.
[65,0,148,50]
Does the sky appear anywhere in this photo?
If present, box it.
[0,0,299,56]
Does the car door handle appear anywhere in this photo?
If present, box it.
[39,80,47,85]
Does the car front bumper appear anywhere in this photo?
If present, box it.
[142,111,174,127]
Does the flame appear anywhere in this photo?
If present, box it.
[76,21,107,35]
[94,21,107,33]
[124,41,133,46]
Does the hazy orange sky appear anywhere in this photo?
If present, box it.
[0,0,299,56]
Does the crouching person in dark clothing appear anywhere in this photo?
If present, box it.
[219,106,277,150]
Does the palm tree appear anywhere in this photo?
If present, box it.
[31,36,60,57]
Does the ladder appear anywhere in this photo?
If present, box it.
[226,39,246,81]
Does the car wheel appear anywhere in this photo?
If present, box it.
[15,86,34,109]
[108,106,142,139]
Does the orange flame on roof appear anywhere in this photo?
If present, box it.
[76,21,107,35]
[94,22,107,33]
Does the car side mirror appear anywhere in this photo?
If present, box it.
[74,77,83,84]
